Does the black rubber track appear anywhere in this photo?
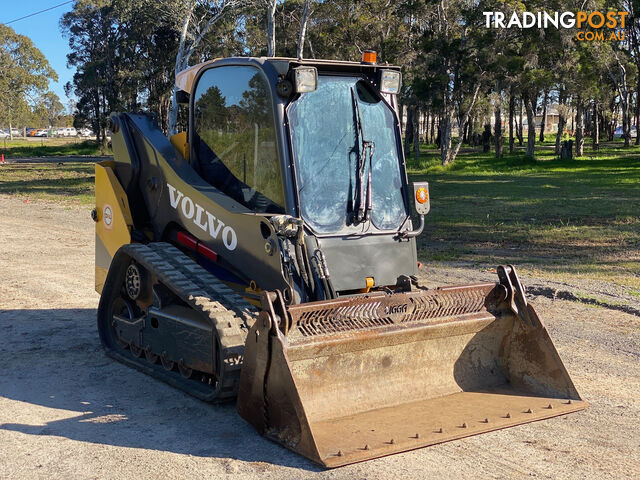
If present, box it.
[97,242,257,402]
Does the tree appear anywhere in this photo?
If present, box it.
[62,1,120,145]
[41,92,65,126]
[415,1,488,165]
[266,0,278,56]
[297,0,313,58]
[0,24,57,137]
[169,0,244,134]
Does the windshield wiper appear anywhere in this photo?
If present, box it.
[350,86,375,225]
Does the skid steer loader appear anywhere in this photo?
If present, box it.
[94,55,586,467]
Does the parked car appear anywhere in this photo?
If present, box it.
[78,128,93,138]
[34,129,49,137]
[0,130,9,139]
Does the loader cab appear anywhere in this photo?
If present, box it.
[180,57,418,295]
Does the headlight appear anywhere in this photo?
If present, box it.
[379,69,401,94]
[293,67,318,93]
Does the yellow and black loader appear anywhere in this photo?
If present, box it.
[94,55,586,467]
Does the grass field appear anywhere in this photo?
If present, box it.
[407,140,640,293]
[0,138,108,157]
[0,162,95,205]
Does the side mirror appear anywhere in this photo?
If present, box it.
[399,182,429,238]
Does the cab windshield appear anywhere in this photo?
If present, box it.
[288,75,406,234]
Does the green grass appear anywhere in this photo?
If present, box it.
[0,162,95,205]
[0,138,109,157]
[408,139,640,291]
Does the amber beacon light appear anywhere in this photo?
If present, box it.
[362,50,377,64]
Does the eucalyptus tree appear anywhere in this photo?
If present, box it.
[415,1,489,165]
[0,25,57,136]
[168,0,246,134]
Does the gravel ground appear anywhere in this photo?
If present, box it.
[0,193,639,479]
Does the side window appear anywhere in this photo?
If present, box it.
[193,65,285,213]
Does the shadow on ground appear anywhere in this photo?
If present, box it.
[0,308,320,471]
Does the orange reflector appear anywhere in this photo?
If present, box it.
[416,187,429,204]
[362,50,377,64]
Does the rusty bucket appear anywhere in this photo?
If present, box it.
[237,266,587,467]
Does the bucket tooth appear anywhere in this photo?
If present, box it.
[237,267,587,467]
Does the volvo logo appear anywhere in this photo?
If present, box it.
[167,183,238,251]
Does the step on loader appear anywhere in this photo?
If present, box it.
[94,55,586,467]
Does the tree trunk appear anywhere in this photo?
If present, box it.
[636,84,640,145]
[555,90,566,155]
[443,84,481,165]
[168,6,193,135]
[635,80,640,145]
[267,0,277,56]
[424,112,429,144]
[611,98,616,141]
[423,111,428,143]
[494,103,503,158]
[297,0,311,59]
[622,93,630,147]
[575,96,584,157]
[405,105,414,155]
[508,89,514,153]
[440,113,452,165]
[462,115,468,144]
[430,113,435,144]
[555,115,566,155]
[413,108,420,161]
[539,90,548,142]
[608,56,631,146]
[523,93,536,158]
[517,98,524,145]
[593,101,599,150]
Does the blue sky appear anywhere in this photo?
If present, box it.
[2,1,75,110]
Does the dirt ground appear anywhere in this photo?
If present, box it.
[0,193,639,480]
